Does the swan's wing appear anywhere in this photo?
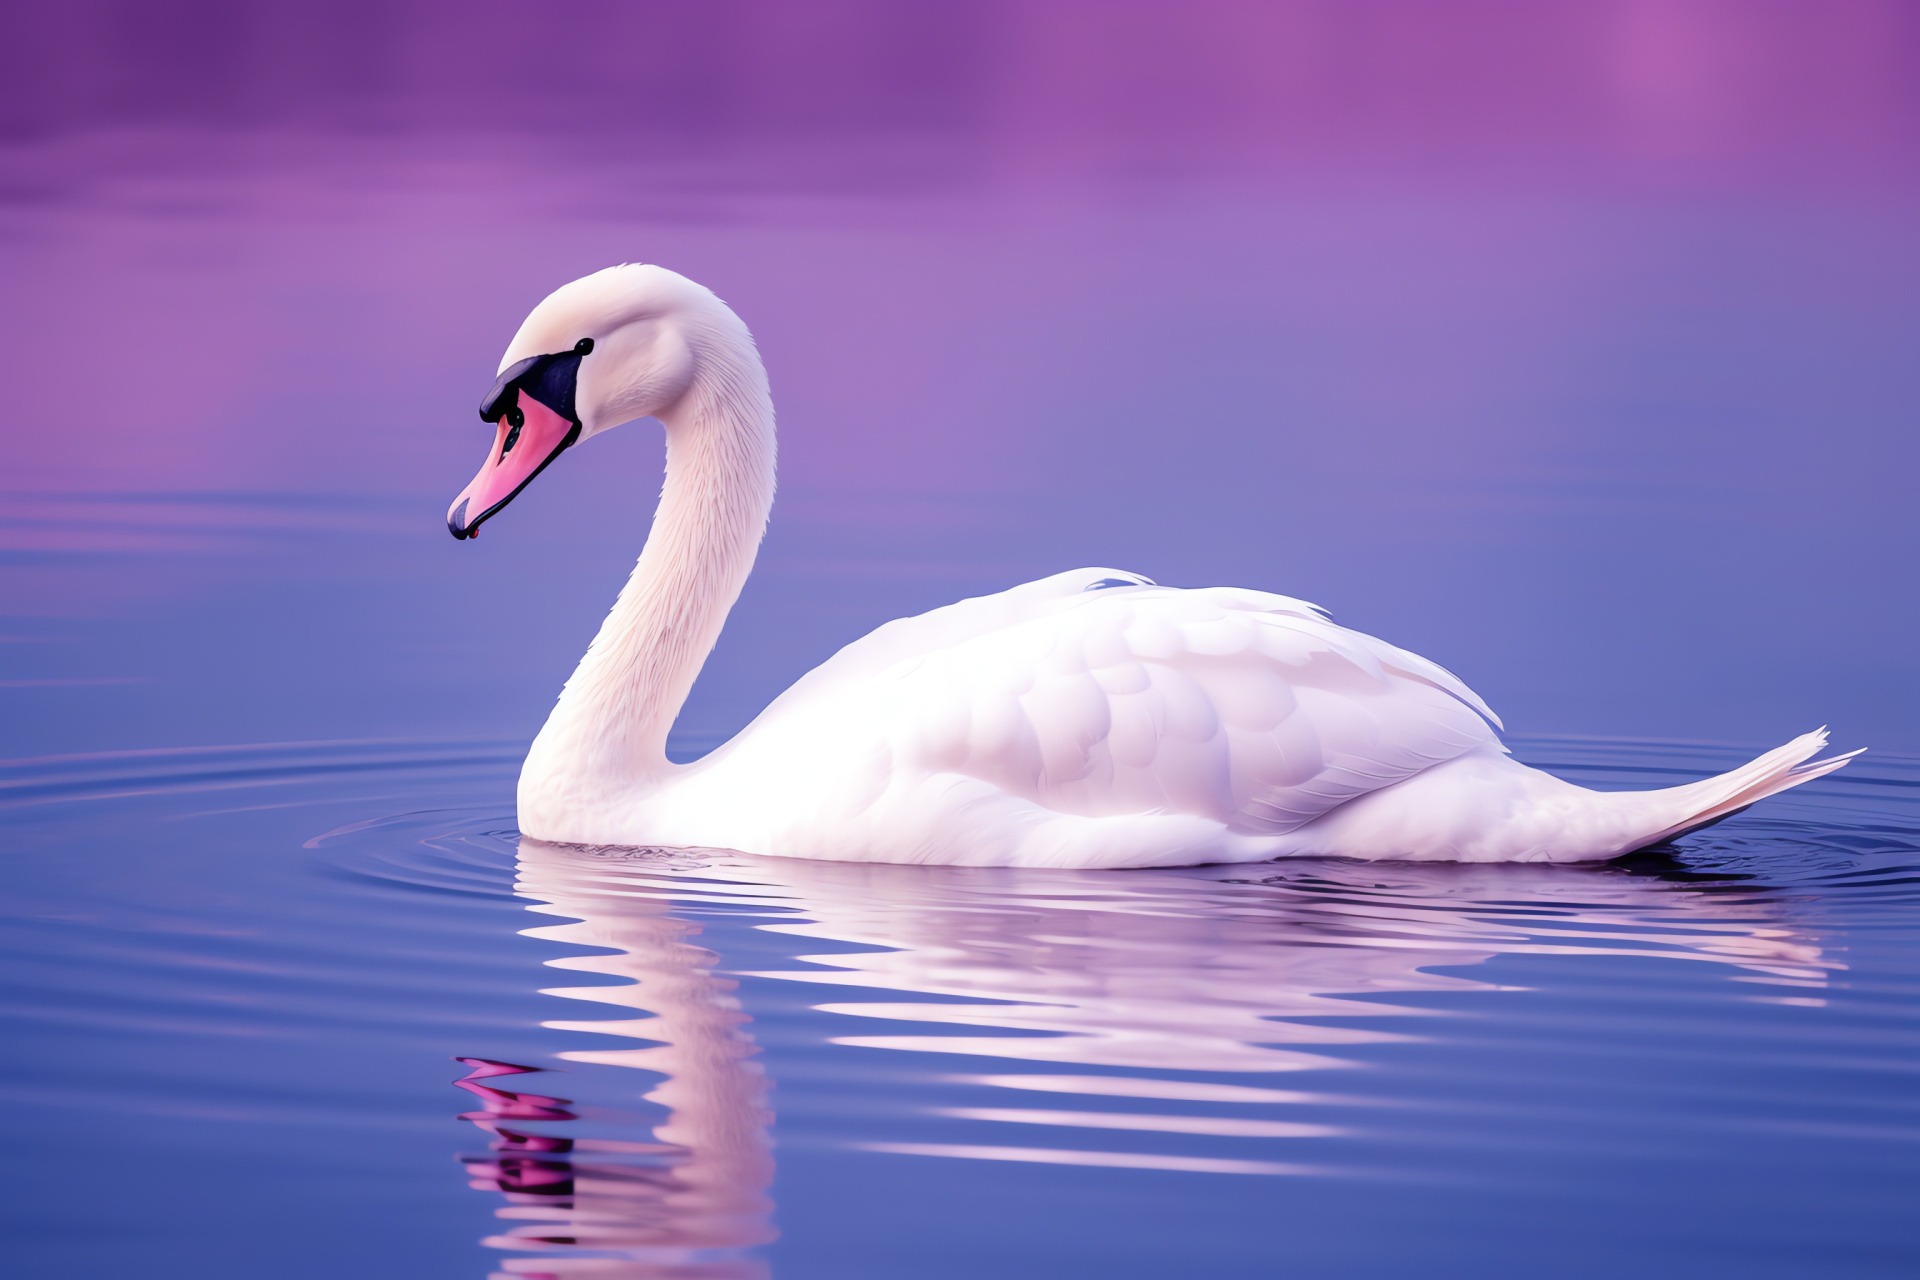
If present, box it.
[858,584,1501,835]
[755,567,1165,707]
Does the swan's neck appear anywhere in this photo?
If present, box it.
[525,333,775,802]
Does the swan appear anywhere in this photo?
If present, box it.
[448,264,1857,868]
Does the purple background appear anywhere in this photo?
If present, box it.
[2,0,1915,756]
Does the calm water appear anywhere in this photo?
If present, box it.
[5,736,1917,1277]
[4,4,1918,1276]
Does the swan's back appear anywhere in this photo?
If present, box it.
[675,569,1503,862]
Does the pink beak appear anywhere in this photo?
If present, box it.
[447,389,579,539]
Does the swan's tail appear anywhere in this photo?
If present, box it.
[1634,728,1863,848]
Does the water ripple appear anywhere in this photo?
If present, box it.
[0,738,522,811]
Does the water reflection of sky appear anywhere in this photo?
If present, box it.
[3,1,1916,764]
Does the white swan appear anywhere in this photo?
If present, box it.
[448,264,1857,868]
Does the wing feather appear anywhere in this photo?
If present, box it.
[730,571,1501,848]
[840,577,1499,838]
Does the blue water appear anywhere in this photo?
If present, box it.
[5,5,1920,1276]
[5,734,1917,1277]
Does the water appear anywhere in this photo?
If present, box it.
[4,4,1918,1276]
[6,737,1917,1277]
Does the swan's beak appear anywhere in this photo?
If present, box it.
[447,389,580,540]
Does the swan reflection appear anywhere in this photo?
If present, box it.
[461,844,775,1279]
[463,840,1834,1272]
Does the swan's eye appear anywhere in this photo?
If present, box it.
[500,402,525,457]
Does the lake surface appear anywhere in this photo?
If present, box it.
[3,4,1917,1276]
[5,735,1917,1278]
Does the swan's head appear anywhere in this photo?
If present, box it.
[447,264,719,539]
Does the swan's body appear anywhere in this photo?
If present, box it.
[450,265,1856,868]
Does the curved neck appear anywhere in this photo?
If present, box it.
[526,329,775,799]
